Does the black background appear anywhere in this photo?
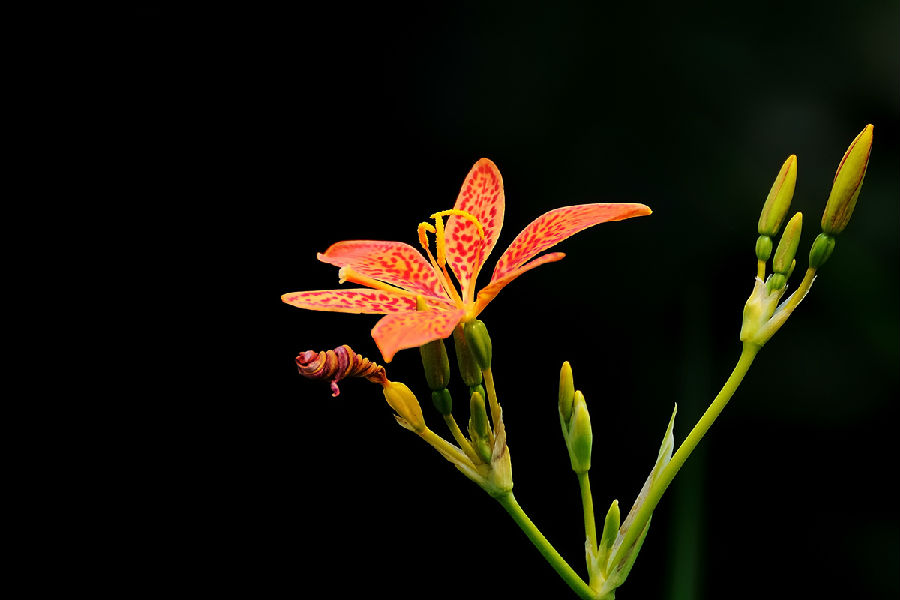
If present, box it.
[128,3,897,598]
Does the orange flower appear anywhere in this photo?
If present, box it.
[283,159,650,362]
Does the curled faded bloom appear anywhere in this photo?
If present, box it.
[295,345,387,396]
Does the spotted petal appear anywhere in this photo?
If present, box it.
[491,203,651,282]
[318,241,449,299]
[282,289,421,314]
[445,158,506,301]
[372,308,466,363]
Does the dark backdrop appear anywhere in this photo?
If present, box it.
[131,3,898,598]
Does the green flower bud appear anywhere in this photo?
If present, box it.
[559,362,575,423]
[809,233,836,269]
[382,381,425,432]
[469,383,486,403]
[766,273,787,292]
[430,388,452,415]
[463,319,492,370]
[468,391,493,463]
[821,124,873,236]
[419,338,450,391]
[596,499,621,576]
[416,296,452,390]
[758,154,797,236]
[755,235,774,262]
[567,391,592,474]
[773,212,803,275]
[452,326,483,387]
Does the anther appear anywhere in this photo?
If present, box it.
[430,209,486,239]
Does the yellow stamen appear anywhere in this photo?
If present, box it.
[431,214,464,302]
[417,222,436,250]
[430,209,486,239]
[416,220,463,305]
[338,267,417,297]
[433,215,447,266]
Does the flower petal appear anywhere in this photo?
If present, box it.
[372,308,466,363]
[445,159,506,301]
[491,203,651,282]
[282,288,420,314]
[474,253,566,316]
[318,241,449,299]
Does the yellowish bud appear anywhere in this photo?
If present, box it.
[382,381,425,432]
[567,391,592,474]
[821,124,873,235]
[596,499,621,577]
[559,362,575,423]
[773,212,803,275]
[758,155,797,236]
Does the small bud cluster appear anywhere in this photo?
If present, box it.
[558,362,592,474]
[742,125,873,347]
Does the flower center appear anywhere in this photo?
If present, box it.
[418,209,486,306]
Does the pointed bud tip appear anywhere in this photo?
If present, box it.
[773,211,803,275]
[758,154,798,236]
[559,362,575,423]
[822,124,874,235]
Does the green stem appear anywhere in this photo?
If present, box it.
[418,427,476,471]
[443,413,479,463]
[616,343,760,558]
[496,492,598,600]
[483,367,502,430]
[578,471,598,556]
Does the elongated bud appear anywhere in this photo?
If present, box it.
[452,326,483,387]
[431,388,452,415]
[419,339,450,391]
[773,212,803,275]
[596,499,621,576]
[809,233,836,269]
[758,155,797,237]
[463,319,492,370]
[416,296,451,391]
[568,390,592,474]
[559,362,575,423]
[382,381,425,432]
[468,391,493,463]
[821,124,873,235]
